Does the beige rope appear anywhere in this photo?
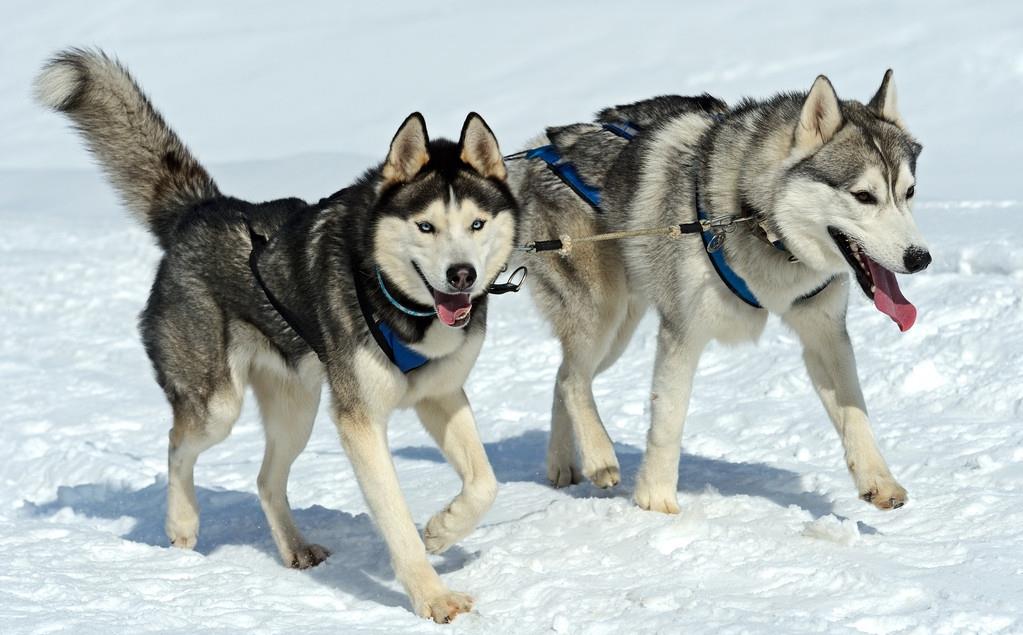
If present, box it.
[556,226,683,255]
[521,216,757,256]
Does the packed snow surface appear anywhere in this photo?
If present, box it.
[2,2,1022,633]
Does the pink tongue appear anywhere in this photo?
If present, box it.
[433,290,472,327]
[865,257,916,332]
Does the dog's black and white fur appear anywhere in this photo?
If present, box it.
[36,48,517,623]
[510,72,930,514]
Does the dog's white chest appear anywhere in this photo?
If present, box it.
[353,324,483,412]
[410,321,468,358]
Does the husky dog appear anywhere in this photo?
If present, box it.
[510,72,929,513]
[37,48,517,622]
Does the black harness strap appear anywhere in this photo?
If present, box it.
[796,276,835,303]
[247,222,328,363]
[352,266,400,368]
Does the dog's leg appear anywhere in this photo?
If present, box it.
[334,406,472,623]
[547,391,581,487]
[166,385,242,549]
[785,293,907,510]
[555,351,620,489]
[250,363,329,569]
[595,297,646,376]
[533,254,626,489]
[634,324,706,514]
[415,389,497,554]
[548,298,644,489]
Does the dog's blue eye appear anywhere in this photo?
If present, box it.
[852,191,877,205]
[471,219,486,231]
[416,221,434,233]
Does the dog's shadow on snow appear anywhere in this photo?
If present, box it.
[22,429,872,608]
[396,429,874,531]
[22,481,473,610]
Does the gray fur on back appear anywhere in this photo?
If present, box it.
[596,94,728,127]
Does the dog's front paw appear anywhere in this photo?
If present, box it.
[285,543,330,569]
[424,508,471,555]
[634,477,681,514]
[858,475,908,510]
[586,464,621,489]
[580,449,620,489]
[416,590,474,624]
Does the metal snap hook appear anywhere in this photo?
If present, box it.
[488,266,528,295]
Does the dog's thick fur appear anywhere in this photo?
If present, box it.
[510,72,930,513]
[37,48,517,623]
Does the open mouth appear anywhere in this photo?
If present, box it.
[412,262,472,328]
[828,228,916,332]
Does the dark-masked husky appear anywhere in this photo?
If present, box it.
[37,48,518,623]
[510,72,930,514]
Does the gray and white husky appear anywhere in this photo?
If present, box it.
[510,71,930,513]
[37,48,517,622]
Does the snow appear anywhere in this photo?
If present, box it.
[2,1,1022,632]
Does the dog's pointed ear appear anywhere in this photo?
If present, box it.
[794,75,843,154]
[459,112,507,181]
[868,69,905,129]
[382,112,430,185]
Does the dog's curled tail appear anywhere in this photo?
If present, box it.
[35,48,220,247]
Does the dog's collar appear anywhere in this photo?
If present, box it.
[375,267,436,318]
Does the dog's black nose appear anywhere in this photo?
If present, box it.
[903,247,932,273]
[446,264,477,290]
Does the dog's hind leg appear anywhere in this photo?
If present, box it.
[550,296,643,489]
[528,241,625,488]
[165,381,243,549]
[555,332,621,489]
[634,323,707,514]
[145,281,246,550]
[249,358,329,569]
[546,323,621,489]
[547,390,581,487]
[784,286,907,510]
[415,389,498,555]
[596,297,647,376]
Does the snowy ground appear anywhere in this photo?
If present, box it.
[2,2,1022,633]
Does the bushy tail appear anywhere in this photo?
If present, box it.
[35,48,220,247]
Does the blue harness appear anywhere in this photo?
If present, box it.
[525,145,603,209]
[524,119,770,308]
[696,202,762,308]
[377,322,429,373]
[248,230,430,374]
[248,215,527,376]
[354,269,430,374]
